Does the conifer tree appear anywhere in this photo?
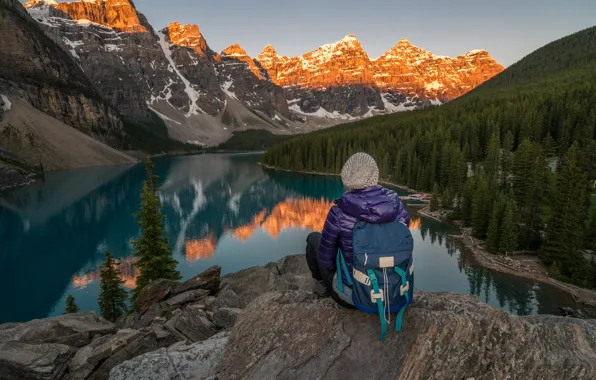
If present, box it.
[486,200,502,253]
[541,144,588,276]
[131,159,181,303]
[430,183,440,212]
[499,199,519,254]
[65,295,79,314]
[441,188,452,209]
[98,252,128,322]
[472,176,491,238]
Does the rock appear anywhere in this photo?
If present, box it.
[212,308,242,329]
[163,289,210,309]
[133,279,181,314]
[86,330,179,380]
[109,332,229,380]
[0,312,115,347]
[215,286,243,309]
[220,254,313,308]
[204,296,217,312]
[133,266,221,314]
[137,303,167,328]
[69,328,141,380]
[164,309,217,343]
[0,341,75,380]
[176,266,221,296]
[220,290,596,380]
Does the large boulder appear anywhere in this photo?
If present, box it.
[86,329,178,380]
[219,290,596,380]
[68,329,141,380]
[164,308,217,343]
[0,341,75,380]
[109,332,229,380]
[133,266,221,314]
[0,312,115,347]
[220,254,312,308]
[212,308,242,329]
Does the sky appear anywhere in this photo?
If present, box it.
[42,1,596,66]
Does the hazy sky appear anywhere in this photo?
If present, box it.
[43,1,596,66]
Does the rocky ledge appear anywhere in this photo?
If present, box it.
[1,255,595,380]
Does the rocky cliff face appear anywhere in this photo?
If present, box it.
[0,0,124,147]
[217,44,290,119]
[257,35,505,116]
[23,0,294,146]
[19,0,504,145]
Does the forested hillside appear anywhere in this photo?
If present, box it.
[263,26,596,287]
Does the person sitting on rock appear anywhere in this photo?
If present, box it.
[306,152,411,309]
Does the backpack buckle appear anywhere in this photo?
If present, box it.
[371,289,384,303]
[400,282,410,296]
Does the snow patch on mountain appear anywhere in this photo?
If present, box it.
[147,105,181,126]
[221,80,238,100]
[157,30,205,117]
[289,104,355,120]
[381,93,415,113]
[1,95,12,112]
[62,37,84,59]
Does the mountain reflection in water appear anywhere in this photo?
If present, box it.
[0,153,586,323]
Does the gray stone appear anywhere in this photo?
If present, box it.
[0,312,116,347]
[220,254,313,308]
[204,296,217,312]
[220,290,596,380]
[215,286,243,309]
[164,309,217,343]
[212,308,242,329]
[0,341,75,380]
[69,329,141,380]
[109,332,229,380]
[176,266,221,296]
[86,330,179,380]
[163,289,210,309]
[133,279,181,314]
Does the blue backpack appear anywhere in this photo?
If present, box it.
[336,219,414,341]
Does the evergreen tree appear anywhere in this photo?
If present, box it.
[131,159,181,303]
[585,202,596,251]
[65,295,79,314]
[441,188,452,209]
[472,177,491,238]
[486,200,502,253]
[541,144,588,278]
[499,199,519,254]
[430,183,440,212]
[98,252,128,322]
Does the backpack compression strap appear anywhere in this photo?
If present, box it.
[367,269,387,341]
[394,264,411,332]
[336,250,353,293]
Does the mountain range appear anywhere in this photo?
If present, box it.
[0,0,503,174]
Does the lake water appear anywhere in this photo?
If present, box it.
[0,153,581,323]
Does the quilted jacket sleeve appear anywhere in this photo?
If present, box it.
[396,199,411,227]
[318,205,341,270]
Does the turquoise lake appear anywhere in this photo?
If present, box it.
[0,153,581,323]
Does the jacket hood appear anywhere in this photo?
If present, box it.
[336,185,400,224]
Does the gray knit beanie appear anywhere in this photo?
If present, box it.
[341,153,379,191]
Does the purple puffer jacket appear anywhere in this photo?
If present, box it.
[317,186,410,282]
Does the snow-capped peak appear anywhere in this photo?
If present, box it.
[23,0,57,7]
[341,34,359,43]
[222,43,249,57]
[466,49,488,55]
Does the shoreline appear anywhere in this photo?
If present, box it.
[263,164,596,310]
[260,163,419,193]
[418,205,596,309]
